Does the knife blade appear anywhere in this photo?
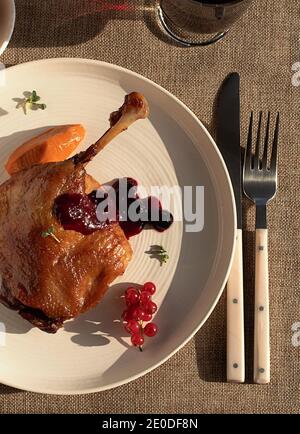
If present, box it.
[217,72,245,383]
[217,72,242,229]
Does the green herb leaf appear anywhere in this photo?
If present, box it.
[41,226,53,237]
[41,226,60,243]
[145,245,169,266]
[15,91,47,114]
[31,90,38,102]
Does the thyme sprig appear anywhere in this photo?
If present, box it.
[15,90,47,114]
[145,245,169,266]
[41,226,60,244]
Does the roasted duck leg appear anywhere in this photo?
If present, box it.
[0,92,149,333]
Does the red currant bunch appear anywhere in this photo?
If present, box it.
[122,281,158,351]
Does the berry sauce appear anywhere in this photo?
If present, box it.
[53,193,110,235]
[53,177,173,238]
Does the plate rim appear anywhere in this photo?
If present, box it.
[0,57,236,395]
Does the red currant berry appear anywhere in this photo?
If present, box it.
[131,334,144,347]
[140,311,152,322]
[123,305,137,321]
[125,287,140,306]
[144,322,158,337]
[142,281,156,295]
[140,291,151,305]
[122,309,130,321]
[132,307,144,321]
[145,300,157,315]
[125,319,140,335]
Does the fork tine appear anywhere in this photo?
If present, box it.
[262,112,271,169]
[254,111,263,169]
[270,112,280,173]
[244,111,254,170]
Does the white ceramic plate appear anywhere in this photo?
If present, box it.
[0,0,15,56]
[0,58,235,394]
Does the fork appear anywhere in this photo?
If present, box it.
[243,111,280,384]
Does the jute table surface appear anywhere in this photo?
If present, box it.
[0,0,299,414]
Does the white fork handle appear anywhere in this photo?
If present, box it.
[227,229,245,383]
[254,229,270,384]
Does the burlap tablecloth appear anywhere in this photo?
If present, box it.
[0,0,299,414]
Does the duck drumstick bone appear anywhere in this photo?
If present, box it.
[74,92,150,166]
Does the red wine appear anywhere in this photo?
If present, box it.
[160,0,253,35]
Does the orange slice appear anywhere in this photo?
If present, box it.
[5,124,85,175]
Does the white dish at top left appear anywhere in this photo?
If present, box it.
[0,0,15,56]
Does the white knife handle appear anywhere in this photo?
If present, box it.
[254,228,270,384]
[227,229,245,383]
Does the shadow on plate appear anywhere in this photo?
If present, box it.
[0,282,133,345]
[10,0,169,49]
[64,282,136,349]
[0,305,33,335]
[0,108,8,117]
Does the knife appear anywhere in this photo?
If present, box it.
[217,73,245,383]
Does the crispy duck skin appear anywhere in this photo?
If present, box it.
[0,92,149,333]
